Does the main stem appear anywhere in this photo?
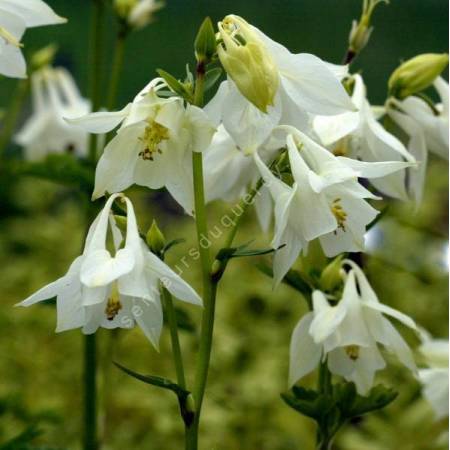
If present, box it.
[84,334,98,450]
[84,2,105,449]
[186,62,217,449]
[106,29,127,111]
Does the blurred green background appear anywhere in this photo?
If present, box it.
[0,1,448,449]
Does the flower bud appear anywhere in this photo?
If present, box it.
[114,0,163,29]
[348,0,388,55]
[146,220,166,255]
[320,256,344,292]
[217,15,279,113]
[113,215,128,233]
[388,53,449,99]
[194,17,217,63]
[30,44,58,72]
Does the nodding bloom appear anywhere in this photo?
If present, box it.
[254,126,414,285]
[15,66,90,160]
[114,0,164,30]
[289,260,417,395]
[314,74,416,201]
[17,193,202,349]
[0,0,66,78]
[70,78,216,215]
[418,337,449,419]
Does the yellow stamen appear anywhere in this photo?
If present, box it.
[331,198,347,232]
[138,119,169,161]
[345,345,360,361]
[105,285,122,321]
[0,27,23,48]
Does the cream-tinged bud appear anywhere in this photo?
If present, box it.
[31,44,58,71]
[389,53,449,99]
[319,255,344,292]
[114,0,163,29]
[348,0,388,56]
[217,15,279,113]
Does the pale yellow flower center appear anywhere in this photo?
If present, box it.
[139,119,169,161]
[105,284,122,321]
[345,345,360,361]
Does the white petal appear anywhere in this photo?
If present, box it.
[185,104,216,153]
[67,104,131,134]
[81,248,135,288]
[279,53,355,115]
[289,312,322,386]
[133,296,164,350]
[419,368,449,418]
[0,11,26,78]
[145,251,202,305]
[0,0,66,26]
[337,157,415,179]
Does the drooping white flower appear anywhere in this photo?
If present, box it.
[389,76,449,160]
[127,0,163,29]
[314,74,416,201]
[418,337,449,419]
[254,126,414,285]
[15,66,90,160]
[17,193,202,348]
[0,0,66,78]
[70,78,216,214]
[289,260,417,395]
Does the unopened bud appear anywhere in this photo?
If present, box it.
[217,15,279,113]
[114,0,163,29]
[348,0,388,55]
[388,53,449,99]
[195,17,217,63]
[146,220,166,254]
[30,44,58,71]
[320,256,344,292]
[113,215,128,233]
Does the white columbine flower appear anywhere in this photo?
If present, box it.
[0,0,66,78]
[314,74,416,201]
[254,126,413,285]
[70,78,216,214]
[389,76,449,160]
[418,337,449,419]
[17,193,202,348]
[289,260,417,395]
[15,66,90,161]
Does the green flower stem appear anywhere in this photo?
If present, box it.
[0,78,30,157]
[83,333,98,450]
[88,0,106,164]
[223,177,264,249]
[316,361,333,450]
[106,28,128,111]
[162,287,186,389]
[185,61,217,449]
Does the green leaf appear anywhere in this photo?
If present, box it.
[281,387,334,421]
[204,67,222,91]
[114,362,189,398]
[336,383,398,418]
[156,69,191,100]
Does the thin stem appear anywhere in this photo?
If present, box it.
[83,334,98,450]
[106,28,128,111]
[223,178,264,249]
[88,0,105,164]
[0,78,30,157]
[162,287,186,389]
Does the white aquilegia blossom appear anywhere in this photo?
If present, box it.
[389,76,449,160]
[314,74,416,201]
[0,0,66,78]
[289,260,417,395]
[15,66,90,161]
[418,337,449,419]
[115,0,163,30]
[254,126,413,285]
[17,193,202,348]
[70,78,216,214]
[217,14,354,119]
